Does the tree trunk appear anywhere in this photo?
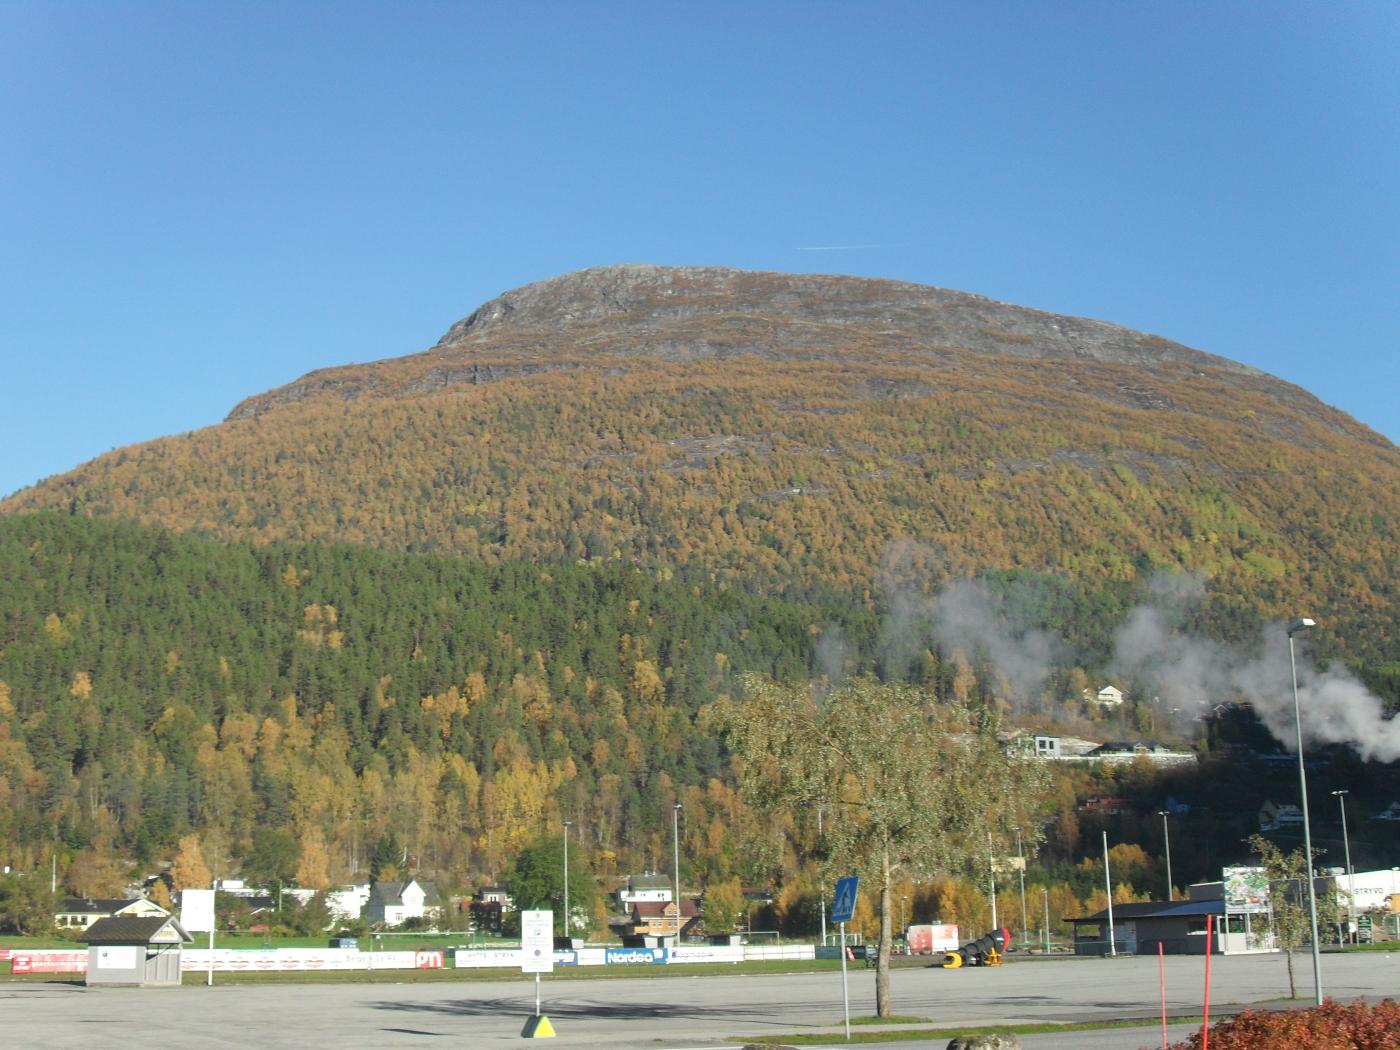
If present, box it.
[876,846,893,1017]
[1284,946,1296,1000]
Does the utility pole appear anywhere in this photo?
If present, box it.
[1158,809,1174,901]
[672,803,683,941]
[1332,791,1355,943]
[1288,617,1323,1006]
[562,820,572,941]
[818,807,827,946]
[1013,826,1028,947]
[1103,831,1116,957]
[988,831,998,931]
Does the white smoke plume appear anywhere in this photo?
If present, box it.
[871,550,1399,759]
[876,542,1064,711]
[816,626,854,688]
[929,579,1066,707]
[1111,572,1400,761]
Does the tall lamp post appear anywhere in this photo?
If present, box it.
[818,807,827,947]
[987,831,998,931]
[1288,616,1323,1006]
[1332,790,1356,944]
[561,819,572,941]
[1157,810,1174,901]
[1013,826,1028,947]
[672,803,683,942]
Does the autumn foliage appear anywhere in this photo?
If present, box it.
[1163,999,1400,1050]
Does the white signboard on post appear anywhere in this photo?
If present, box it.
[520,909,554,973]
[181,888,216,933]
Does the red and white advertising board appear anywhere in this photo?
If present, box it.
[10,950,88,973]
[907,923,961,954]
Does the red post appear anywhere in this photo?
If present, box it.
[1202,914,1213,1050]
[1160,941,1167,1049]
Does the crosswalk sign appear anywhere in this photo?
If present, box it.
[831,876,859,923]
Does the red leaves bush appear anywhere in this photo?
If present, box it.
[1163,998,1400,1049]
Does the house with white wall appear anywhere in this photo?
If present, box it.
[365,878,442,927]
[616,872,673,909]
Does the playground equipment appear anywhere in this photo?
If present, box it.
[942,927,1010,968]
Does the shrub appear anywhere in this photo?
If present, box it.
[1162,998,1400,1050]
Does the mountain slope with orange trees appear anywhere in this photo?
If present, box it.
[5,265,1397,663]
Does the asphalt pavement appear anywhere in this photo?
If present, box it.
[3,949,1395,1049]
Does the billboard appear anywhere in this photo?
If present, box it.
[907,924,961,955]
[181,888,216,932]
[1223,866,1270,913]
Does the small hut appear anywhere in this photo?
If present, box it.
[82,913,193,986]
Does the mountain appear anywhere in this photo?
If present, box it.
[5,265,1395,661]
[2,264,1397,902]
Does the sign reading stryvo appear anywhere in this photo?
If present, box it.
[520,910,554,973]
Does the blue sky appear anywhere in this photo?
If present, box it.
[2,2,1396,499]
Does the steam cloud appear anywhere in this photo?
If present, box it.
[873,544,1398,760]
[1111,576,1400,762]
[876,543,1065,713]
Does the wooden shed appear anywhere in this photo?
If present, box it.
[82,914,193,986]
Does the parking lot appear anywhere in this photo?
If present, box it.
[4,949,1396,1049]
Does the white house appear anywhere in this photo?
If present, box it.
[1085,685,1124,706]
[55,896,168,931]
[1030,734,1102,760]
[1258,801,1305,831]
[365,878,442,927]
[616,873,673,909]
[327,884,372,922]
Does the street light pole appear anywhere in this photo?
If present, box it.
[1013,826,1028,948]
[562,820,572,941]
[1333,790,1356,944]
[1157,810,1174,901]
[1288,616,1323,1006]
[987,831,998,931]
[673,803,683,942]
[1103,830,1116,958]
[818,807,827,947]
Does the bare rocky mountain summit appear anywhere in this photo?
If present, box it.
[227,265,1274,422]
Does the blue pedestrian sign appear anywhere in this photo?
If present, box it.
[831,875,859,924]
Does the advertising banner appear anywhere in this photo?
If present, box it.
[180,949,422,972]
[11,950,88,973]
[667,945,742,964]
[454,949,522,968]
[743,945,816,961]
[907,924,961,955]
[604,947,667,965]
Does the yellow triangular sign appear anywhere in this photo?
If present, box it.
[521,1014,556,1038]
